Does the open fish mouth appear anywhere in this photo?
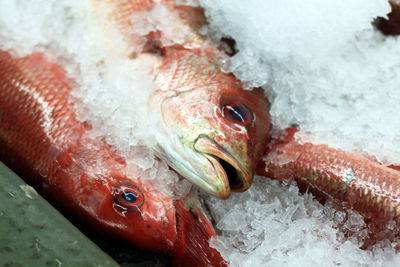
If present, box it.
[203,154,245,191]
[194,136,251,196]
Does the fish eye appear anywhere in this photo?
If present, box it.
[222,101,253,126]
[114,183,144,210]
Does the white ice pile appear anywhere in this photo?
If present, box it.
[205,177,400,267]
[0,0,192,198]
[198,0,400,266]
[0,0,159,147]
[200,0,400,166]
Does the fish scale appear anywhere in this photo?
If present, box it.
[0,51,92,192]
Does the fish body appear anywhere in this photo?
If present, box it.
[258,128,400,245]
[0,51,174,251]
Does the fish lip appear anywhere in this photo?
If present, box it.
[152,131,231,199]
[194,135,251,193]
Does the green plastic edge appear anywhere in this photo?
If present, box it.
[0,161,120,267]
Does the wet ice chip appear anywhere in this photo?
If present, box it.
[216,209,247,231]
[19,184,38,199]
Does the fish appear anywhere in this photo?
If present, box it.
[0,0,271,265]
[257,127,400,247]
[150,47,271,199]
[89,0,271,199]
[0,50,227,266]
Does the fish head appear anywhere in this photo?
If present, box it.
[151,49,271,199]
[60,146,223,265]
[97,176,224,265]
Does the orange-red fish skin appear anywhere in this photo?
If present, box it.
[172,201,227,267]
[257,128,400,244]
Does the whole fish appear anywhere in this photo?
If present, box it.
[0,0,271,265]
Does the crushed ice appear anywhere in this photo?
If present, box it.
[199,0,400,265]
[205,178,400,266]
[0,0,193,198]
[1,0,400,266]
[201,0,400,166]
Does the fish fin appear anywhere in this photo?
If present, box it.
[172,201,226,267]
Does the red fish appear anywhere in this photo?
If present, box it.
[89,0,271,199]
[0,50,226,266]
[0,0,271,265]
[255,2,400,246]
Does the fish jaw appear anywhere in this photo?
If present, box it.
[153,132,231,198]
[150,48,271,198]
[194,135,251,192]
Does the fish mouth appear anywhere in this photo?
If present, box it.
[194,135,251,197]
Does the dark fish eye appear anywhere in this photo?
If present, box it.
[114,183,144,209]
[121,191,138,203]
[222,101,253,126]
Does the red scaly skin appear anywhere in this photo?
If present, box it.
[0,50,226,266]
[257,128,400,246]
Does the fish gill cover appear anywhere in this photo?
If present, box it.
[1,0,400,266]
